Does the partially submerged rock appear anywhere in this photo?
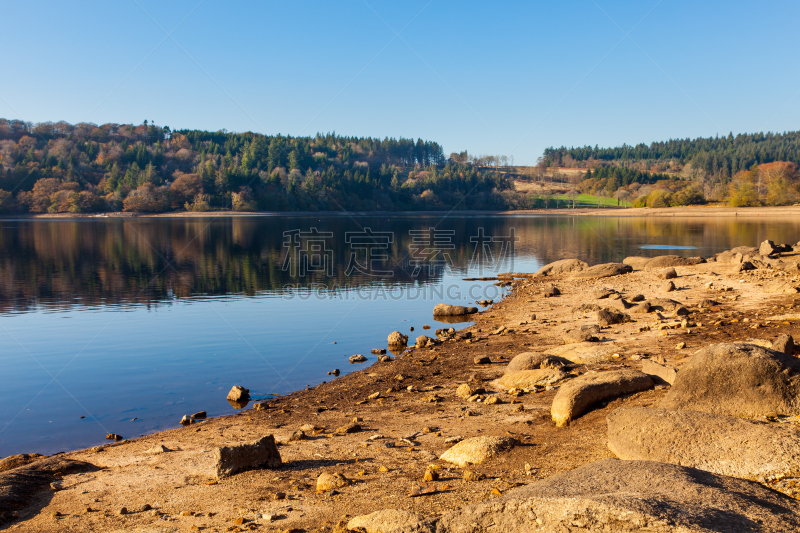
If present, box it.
[534,258,587,277]
[608,407,800,482]
[435,459,800,532]
[571,262,632,280]
[551,369,653,427]
[660,343,800,418]
[387,330,408,346]
[433,304,479,316]
[440,436,517,467]
[494,369,569,390]
[226,385,250,402]
[349,354,367,363]
[213,435,281,478]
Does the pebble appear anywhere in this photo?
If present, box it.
[349,354,367,363]
[180,510,194,517]
[119,507,128,515]
[463,470,486,482]
[424,469,439,481]
[473,356,491,365]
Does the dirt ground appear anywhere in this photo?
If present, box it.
[3,253,800,532]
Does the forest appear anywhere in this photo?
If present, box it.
[0,119,517,214]
[542,131,800,207]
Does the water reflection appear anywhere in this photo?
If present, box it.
[0,215,799,315]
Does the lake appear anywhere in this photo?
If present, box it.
[1,214,799,457]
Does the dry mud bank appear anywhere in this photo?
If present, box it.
[4,243,800,531]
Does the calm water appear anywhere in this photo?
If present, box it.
[1,214,799,456]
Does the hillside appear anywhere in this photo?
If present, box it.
[0,119,515,214]
[538,131,800,207]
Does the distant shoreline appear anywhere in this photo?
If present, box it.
[3,205,800,219]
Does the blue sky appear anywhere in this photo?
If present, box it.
[1,0,798,164]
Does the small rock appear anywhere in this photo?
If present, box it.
[630,294,645,302]
[424,469,439,481]
[332,368,341,376]
[676,342,686,350]
[180,415,194,426]
[371,348,387,355]
[484,396,502,405]
[473,356,491,365]
[662,281,676,292]
[597,308,629,326]
[140,504,152,512]
[146,444,170,454]
[440,436,518,467]
[349,354,367,363]
[456,384,483,399]
[191,411,207,420]
[377,355,392,362]
[213,435,282,478]
[288,430,306,442]
[105,433,123,441]
[317,472,349,492]
[368,391,381,400]
[388,331,409,345]
[463,470,486,482]
[336,422,361,434]
[659,268,678,280]
[119,507,128,515]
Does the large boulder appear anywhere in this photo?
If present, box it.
[607,407,800,482]
[551,370,653,427]
[493,369,570,390]
[505,352,570,374]
[534,258,587,277]
[0,457,98,525]
[644,255,705,269]
[213,435,281,478]
[439,436,518,467]
[661,343,800,418]
[433,304,479,316]
[570,262,632,280]
[622,256,651,270]
[348,509,432,533]
[435,458,800,532]
[760,239,778,256]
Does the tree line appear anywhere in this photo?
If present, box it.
[540,130,800,207]
[0,118,518,214]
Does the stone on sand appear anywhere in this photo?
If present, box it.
[551,369,653,427]
[440,436,518,467]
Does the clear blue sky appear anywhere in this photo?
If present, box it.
[1,0,798,164]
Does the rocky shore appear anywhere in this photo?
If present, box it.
[3,238,800,532]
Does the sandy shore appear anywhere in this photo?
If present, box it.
[5,205,800,219]
[2,247,800,531]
